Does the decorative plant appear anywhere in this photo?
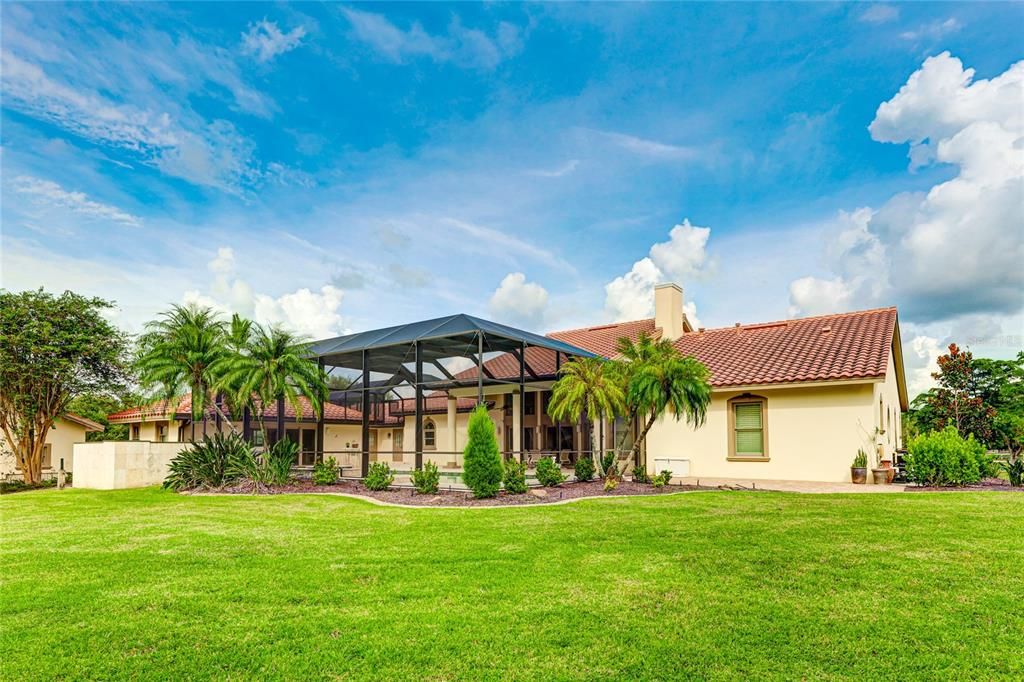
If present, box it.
[502,458,527,494]
[598,450,622,483]
[163,432,249,491]
[574,455,595,483]
[412,461,440,494]
[535,457,566,487]
[364,461,395,491]
[852,450,868,468]
[651,470,673,488]
[462,406,503,498]
[904,427,991,487]
[312,456,339,486]
[632,463,650,484]
[227,438,296,489]
[603,477,618,493]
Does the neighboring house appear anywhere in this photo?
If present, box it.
[0,413,104,481]
[107,283,908,484]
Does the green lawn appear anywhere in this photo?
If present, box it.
[1,488,1022,680]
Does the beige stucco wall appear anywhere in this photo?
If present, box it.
[72,441,187,490]
[0,416,89,480]
[644,381,882,483]
[875,352,903,462]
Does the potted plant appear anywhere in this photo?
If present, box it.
[870,446,889,485]
[851,450,868,484]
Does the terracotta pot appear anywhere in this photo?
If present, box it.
[851,467,867,484]
[880,459,895,483]
[871,468,889,485]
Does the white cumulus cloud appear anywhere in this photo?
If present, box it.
[11,175,142,227]
[489,272,549,329]
[241,19,306,63]
[605,219,711,322]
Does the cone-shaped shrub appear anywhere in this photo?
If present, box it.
[462,405,503,498]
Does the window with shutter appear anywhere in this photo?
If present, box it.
[728,395,768,460]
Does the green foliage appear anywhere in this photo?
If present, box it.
[462,406,503,498]
[904,427,992,487]
[535,457,566,487]
[631,463,649,483]
[412,461,440,494]
[226,438,297,488]
[502,458,527,494]
[312,457,339,486]
[0,478,59,495]
[1001,457,1023,487]
[852,449,868,468]
[364,462,395,491]
[603,477,618,492]
[0,289,131,483]
[574,455,595,482]
[651,470,674,488]
[547,357,625,427]
[68,392,140,442]
[598,450,622,482]
[163,433,250,491]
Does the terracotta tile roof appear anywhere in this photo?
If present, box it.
[107,394,401,425]
[451,307,897,389]
[388,395,479,416]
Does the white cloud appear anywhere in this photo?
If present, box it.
[341,8,522,70]
[11,175,141,227]
[790,54,1024,325]
[241,19,306,63]
[904,334,942,399]
[527,159,579,178]
[489,272,549,328]
[185,246,347,340]
[443,218,576,273]
[599,130,699,161]
[605,219,711,321]
[900,18,961,42]
[859,5,899,24]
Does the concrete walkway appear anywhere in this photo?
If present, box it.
[676,476,909,493]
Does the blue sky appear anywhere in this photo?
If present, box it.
[2,2,1022,395]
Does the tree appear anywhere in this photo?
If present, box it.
[135,304,234,436]
[546,357,626,456]
[0,289,131,483]
[215,323,328,443]
[462,405,503,498]
[626,353,711,462]
[67,391,142,442]
[925,344,995,443]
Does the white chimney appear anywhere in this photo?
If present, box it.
[654,283,688,341]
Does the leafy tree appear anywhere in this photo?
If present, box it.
[135,304,234,437]
[0,289,131,483]
[215,323,327,444]
[925,344,995,443]
[67,391,142,441]
[546,356,625,456]
[462,405,503,498]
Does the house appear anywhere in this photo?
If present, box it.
[0,413,104,481]
[105,283,908,485]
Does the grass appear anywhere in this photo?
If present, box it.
[1,488,1022,680]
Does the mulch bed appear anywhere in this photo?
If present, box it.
[214,479,713,506]
[905,477,1023,492]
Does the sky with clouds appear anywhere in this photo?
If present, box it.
[1,2,1021,398]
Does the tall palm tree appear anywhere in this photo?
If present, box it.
[626,354,711,462]
[136,304,234,437]
[610,331,679,451]
[547,356,626,458]
[216,324,328,445]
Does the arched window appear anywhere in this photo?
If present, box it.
[727,394,768,460]
[424,419,436,448]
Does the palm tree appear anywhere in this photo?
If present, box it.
[610,331,679,451]
[216,324,328,446]
[136,304,234,438]
[547,356,626,459]
[626,354,711,462]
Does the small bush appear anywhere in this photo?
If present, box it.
[0,479,58,495]
[230,439,296,488]
[312,457,339,486]
[462,405,503,498]
[904,427,991,487]
[603,477,618,492]
[535,457,566,487]
[651,470,673,488]
[364,461,395,491]
[412,461,440,494]
[164,433,249,491]
[503,458,527,494]
[1002,458,1024,487]
[574,455,595,483]
[632,463,650,484]
[598,451,618,480]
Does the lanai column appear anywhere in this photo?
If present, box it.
[512,392,522,459]
[414,340,424,470]
[518,340,526,463]
[316,358,325,463]
[447,395,457,455]
[360,349,370,478]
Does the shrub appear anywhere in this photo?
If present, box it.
[603,477,618,492]
[364,461,395,491]
[164,433,249,491]
[904,427,991,487]
[503,458,527,494]
[0,479,57,495]
[412,461,440,494]
[535,457,566,487]
[312,457,339,486]
[574,455,595,483]
[598,451,622,482]
[651,470,673,488]
[229,439,297,488]
[1002,458,1024,487]
[462,405,503,498]
[632,463,650,484]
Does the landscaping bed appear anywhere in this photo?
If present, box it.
[213,478,711,506]
[906,477,1023,492]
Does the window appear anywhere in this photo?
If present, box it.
[728,395,768,460]
[131,424,140,441]
[41,444,52,469]
[157,423,168,443]
[524,392,536,416]
[424,420,436,448]
[301,429,316,467]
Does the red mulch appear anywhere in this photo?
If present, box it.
[905,477,1023,492]
[214,479,712,506]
